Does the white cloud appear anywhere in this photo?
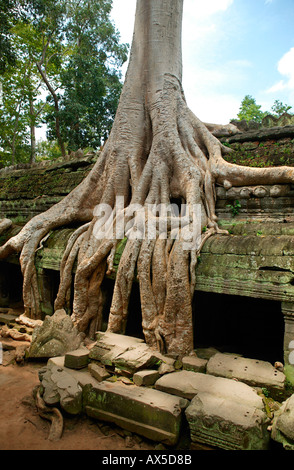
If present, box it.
[182,56,253,123]
[111,0,136,44]
[230,59,253,69]
[184,0,234,19]
[182,0,234,46]
[278,47,294,89]
[186,91,241,124]
[266,80,287,93]
[266,47,294,95]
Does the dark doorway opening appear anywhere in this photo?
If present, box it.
[38,269,61,317]
[100,278,144,340]
[192,291,284,364]
[0,261,23,309]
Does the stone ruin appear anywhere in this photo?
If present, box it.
[1,124,294,450]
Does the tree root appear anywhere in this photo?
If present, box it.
[0,324,32,342]
[35,386,63,442]
[0,218,12,235]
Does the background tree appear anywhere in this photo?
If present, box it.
[270,99,293,118]
[2,0,294,357]
[0,60,31,166]
[0,0,127,163]
[0,20,49,165]
[27,0,69,158]
[45,0,127,153]
[0,0,18,74]
[234,96,293,124]
[237,95,266,123]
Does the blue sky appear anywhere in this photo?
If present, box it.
[111,0,294,124]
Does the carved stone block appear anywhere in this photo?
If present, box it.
[186,392,270,450]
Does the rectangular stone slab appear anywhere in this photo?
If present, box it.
[95,331,144,349]
[182,356,207,373]
[155,370,264,409]
[89,332,144,364]
[48,356,99,387]
[133,370,160,386]
[206,353,286,398]
[113,343,159,373]
[88,363,110,382]
[83,381,188,445]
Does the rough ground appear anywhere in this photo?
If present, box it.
[0,354,156,451]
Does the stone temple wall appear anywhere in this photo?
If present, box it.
[0,154,97,222]
[0,126,293,222]
[221,124,294,170]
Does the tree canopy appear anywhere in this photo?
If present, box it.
[271,99,292,118]
[236,95,266,123]
[235,95,293,123]
[0,0,19,74]
[0,0,128,166]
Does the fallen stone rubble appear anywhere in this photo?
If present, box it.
[1,311,294,450]
[34,330,294,450]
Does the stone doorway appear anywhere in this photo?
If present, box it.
[193,292,285,365]
[100,278,144,340]
[0,261,23,309]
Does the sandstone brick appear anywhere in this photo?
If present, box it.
[158,362,175,375]
[89,332,144,365]
[182,356,207,373]
[88,362,110,382]
[83,381,188,445]
[206,353,286,399]
[186,392,270,450]
[133,370,160,386]
[64,348,90,369]
[113,343,159,373]
[271,394,294,450]
[155,370,264,408]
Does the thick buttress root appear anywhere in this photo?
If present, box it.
[1,75,294,357]
[35,386,63,441]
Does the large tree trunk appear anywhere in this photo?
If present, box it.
[1,0,294,357]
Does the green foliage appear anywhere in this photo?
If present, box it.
[235,96,293,124]
[0,0,18,74]
[227,200,241,217]
[270,99,293,117]
[0,0,128,166]
[0,21,50,165]
[0,67,30,166]
[284,365,294,389]
[35,139,63,160]
[44,0,128,151]
[237,95,266,123]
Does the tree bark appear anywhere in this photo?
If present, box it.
[10,101,22,165]
[1,0,294,357]
[29,96,36,164]
[36,37,67,159]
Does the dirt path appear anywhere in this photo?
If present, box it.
[0,355,156,451]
